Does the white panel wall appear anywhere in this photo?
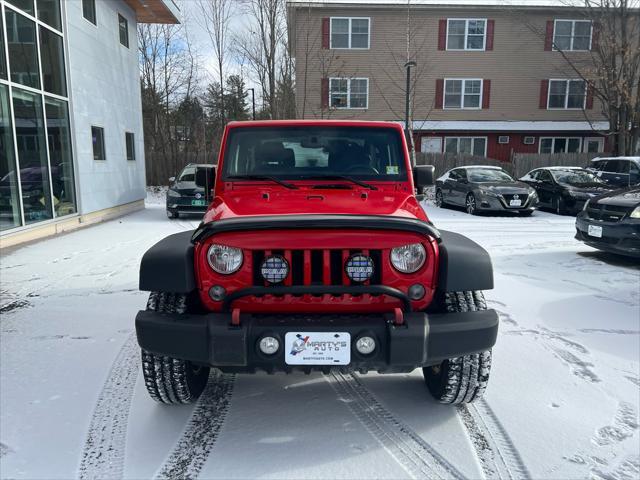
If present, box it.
[65,0,145,215]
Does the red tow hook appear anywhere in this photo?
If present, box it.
[393,307,404,326]
[231,308,241,326]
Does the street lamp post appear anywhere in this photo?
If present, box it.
[247,88,256,120]
[404,61,416,137]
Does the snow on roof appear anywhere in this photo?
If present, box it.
[409,120,610,131]
[590,156,640,161]
[543,166,585,170]
[456,165,503,169]
[288,0,585,8]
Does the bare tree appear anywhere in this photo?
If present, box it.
[197,0,235,122]
[523,0,640,155]
[235,0,287,118]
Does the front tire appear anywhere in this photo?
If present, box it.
[519,210,534,217]
[141,292,210,404]
[435,189,444,207]
[166,209,179,219]
[554,196,566,215]
[423,291,492,404]
[465,193,478,215]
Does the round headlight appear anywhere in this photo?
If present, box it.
[261,255,289,284]
[207,244,243,274]
[390,243,426,273]
[345,254,374,283]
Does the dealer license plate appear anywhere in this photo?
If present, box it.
[509,199,522,207]
[191,199,206,206]
[588,224,603,238]
[284,332,350,365]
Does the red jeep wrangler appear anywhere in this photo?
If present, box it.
[136,120,498,405]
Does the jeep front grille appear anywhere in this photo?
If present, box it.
[252,249,383,287]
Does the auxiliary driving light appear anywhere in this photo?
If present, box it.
[261,255,290,284]
[345,254,374,282]
[355,336,376,355]
[259,336,280,355]
[408,284,425,300]
[208,285,226,302]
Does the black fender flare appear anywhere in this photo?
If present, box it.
[139,230,196,293]
[436,230,494,292]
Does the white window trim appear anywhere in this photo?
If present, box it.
[443,78,483,110]
[444,136,488,156]
[538,137,583,154]
[583,137,604,153]
[446,18,487,51]
[547,78,587,110]
[91,125,107,161]
[329,17,370,50]
[125,131,136,161]
[553,19,592,52]
[329,77,369,109]
[82,0,98,27]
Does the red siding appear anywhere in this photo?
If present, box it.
[321,78,329,108]
[438,19,447,50]
[482,80,491,109]
[586,83,594,109]
[539,80,549,109]
[322,18,330,49]
[434,79,444,109]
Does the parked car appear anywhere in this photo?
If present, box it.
[575,186,640,258]
[588,156,640,188]
[136,120,499,407]
[166,164,216,219]
[520,167,615,215]
[435,165,538,215]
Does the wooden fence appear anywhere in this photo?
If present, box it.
[415,152,607,179]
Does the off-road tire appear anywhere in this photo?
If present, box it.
[423,291,492,404]
[435,189,444,207]
[141,292,210,404]
[465,193,478,215]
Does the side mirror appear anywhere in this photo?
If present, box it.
[195,169,208,188]
[168,176,176,183]
[413,165,434,191]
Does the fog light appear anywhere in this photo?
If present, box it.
[355,336,376,355]
[408,284,425,300]
[259,336,280,355]
[208,285,226,302]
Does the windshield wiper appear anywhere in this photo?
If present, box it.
[304,175,378,190]
[226,175,298,190]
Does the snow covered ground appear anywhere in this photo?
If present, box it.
[1,197,639,480]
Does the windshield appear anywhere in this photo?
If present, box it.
[221,127,407,181]
[467,168,514,183]
[550,169,605,185]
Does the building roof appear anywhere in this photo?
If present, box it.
[287,0,586,9]
[409,120,610,131]
[123,0,180,24]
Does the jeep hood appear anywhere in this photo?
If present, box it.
[202,188,427,224]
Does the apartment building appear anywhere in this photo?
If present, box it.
[0,0,179,247]
[288,0,611,161]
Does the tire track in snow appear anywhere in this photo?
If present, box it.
[327,372,466,480]
[459,399,530,480]
[78,332,139,480]
[154,371,235,480]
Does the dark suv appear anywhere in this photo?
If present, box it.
[166,164,216,219]
[575,187,640,258]
[589,157,640,188]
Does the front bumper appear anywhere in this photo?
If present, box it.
[476,194,537,212]
[166,196,209,214]
[575,212,640,258]
[135,309,499,373]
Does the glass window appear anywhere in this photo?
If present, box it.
[12,88,52,224]
[118,14,129,48]
[540,137,582,153]
[444,137,486,156]
[82,0,96,25]
[179,166,196,182]
[0,20,6,80]
[444,79,482,109]
[554,20,592,51]
[473,138,486,156]
[330,78,368,109]
[5,10,41,89]
[447,19,486,50]
[92,126,105,160]
[444,137,458,153]
[567,138,582,153]
[540,138,553,154]
[548,80,585,109]
[553,138,567,153]
[6,0,34,15]
[330,18,369,49]
[126,132,135,160]
[0,85,22,230]
[221,126,407,182]
[37,0,62,31]
[39,27,67,97]
[45,97,75,217]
